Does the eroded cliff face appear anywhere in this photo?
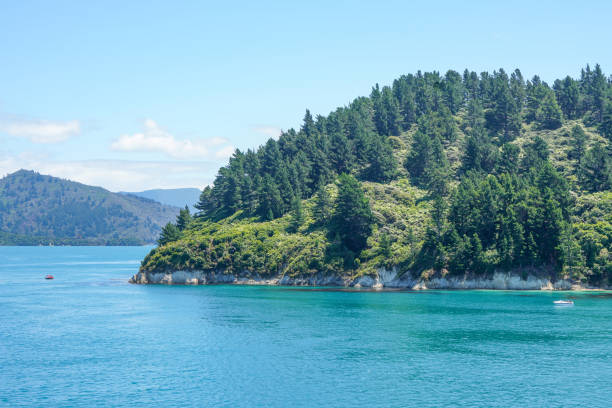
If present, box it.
[130,268,584,290]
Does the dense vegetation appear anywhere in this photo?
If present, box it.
[0,170,179,245]
[142,65,612,287]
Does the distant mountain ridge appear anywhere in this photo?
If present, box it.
[120,188,201,212]
[0,170,179,245]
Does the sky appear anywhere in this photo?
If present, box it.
[1,0,611,192]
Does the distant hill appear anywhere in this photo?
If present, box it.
[121,188,200,212]
[0,170,180,245]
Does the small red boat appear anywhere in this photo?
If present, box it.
[45,275,54,280]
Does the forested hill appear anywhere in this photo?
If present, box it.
[0,170,179,245]
[142,65,612,287]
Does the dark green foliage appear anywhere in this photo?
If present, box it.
[258,175,283,220]
[568,125,588,161]
[313,185,333,225]
[176,206,192,231]
[554,76,580,119]
[331,174,373,252]
[142,65,612,287]
[521,136,549,171]
[525,76,549,123]
[600,100,612,140]
[195,186,214,217]
[578,143,611,192]
[496,143,520,174]
[198,64,610,222]
[536,90,564,129]
[158,222,181,246]
[288,198,304,232]
[363,136,397,182]
[0,170,178,245]
[405,129,449,193]
[485,69,522,141]
[426,163,573,274]
[462,126,499,174]
[379,232,392,258]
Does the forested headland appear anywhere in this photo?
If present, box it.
[140,65,612,288]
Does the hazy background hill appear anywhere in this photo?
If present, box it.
[0,170,179,245]
[120,188,200,212]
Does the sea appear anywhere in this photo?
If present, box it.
[1,246,610,407]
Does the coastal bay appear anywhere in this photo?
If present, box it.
[1,246,611,407]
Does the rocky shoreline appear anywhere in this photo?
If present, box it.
[129,268,601,290]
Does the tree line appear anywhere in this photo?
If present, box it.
[156,65,611,285]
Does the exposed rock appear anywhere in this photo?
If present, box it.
[129,268,588,290]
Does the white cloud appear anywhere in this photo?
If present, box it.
[214,145,235,159]
[111,119,232,160]
[253,125,282,140]
[0,154,217,191]
[0,117,80,143]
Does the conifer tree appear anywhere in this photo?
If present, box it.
[600,100,612,140]
[568,125,587,161]
[176,206,192,231]
[536,91,563,129]
[521,136,549,171]
[331,174,374,252]
[553,76,580,119]
[496,143,520,174]
[313,184,333,225]
[578,143,611,192]
[288,197,304,232]
[158,222,181,246]
[195,186,214,217]
[364,137,397,182]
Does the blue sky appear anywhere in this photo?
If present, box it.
[0,0,610,191]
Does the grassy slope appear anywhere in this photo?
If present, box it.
[141,119,611,279]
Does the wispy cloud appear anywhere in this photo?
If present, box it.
[253,125,282,140]
[111,119,233,160]
[0,116,80,143]
[0,154,216,191]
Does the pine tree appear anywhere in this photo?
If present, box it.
[521,136,549,171]
[176,206,192,231]
[313,184,333,225]
[329,131,355,175]
[331,174,374,252]
[523,232,538,266]
[462,125,498,174]
[158,222,181,246]
[600,100,612,141]
[258,175,283,220]
[302,109,315,137]
[568,125,587,161]
[288,198,304,232]
[405,130,449,189]
[536,91,563,129]
[496,143,520,174]
[553,76,580,119]
[364,137,397,182]
[382,86,402,136]
[195,186,214,217]
[485,69,521,140]
[578,143,611,192]
[443,70,465,114]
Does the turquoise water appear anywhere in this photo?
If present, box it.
[1,247,611,407]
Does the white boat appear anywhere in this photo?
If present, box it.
[553,300,574,306]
